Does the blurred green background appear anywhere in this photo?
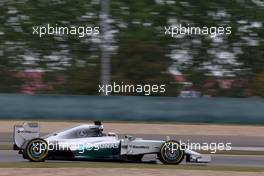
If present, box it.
[0,0,263,97]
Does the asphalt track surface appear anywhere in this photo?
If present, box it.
[1,133,264,168]
[1,150,264,168]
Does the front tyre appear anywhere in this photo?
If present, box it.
[158,140,185,164]
[25,138,48,162]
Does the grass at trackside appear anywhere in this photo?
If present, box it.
[0,162,263,172]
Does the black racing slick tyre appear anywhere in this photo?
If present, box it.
[25,138,48,162]
[158,140,185,165]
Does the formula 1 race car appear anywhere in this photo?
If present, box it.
[13,121,211,164]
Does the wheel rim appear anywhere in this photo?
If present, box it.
[160,141,184,164]
[27,139,48,161]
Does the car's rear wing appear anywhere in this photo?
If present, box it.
[13,122,39,150]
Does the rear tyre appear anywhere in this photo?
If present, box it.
[158,140,185,164]
[25,138,48,162]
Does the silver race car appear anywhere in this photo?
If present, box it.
[13,121,211,164]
